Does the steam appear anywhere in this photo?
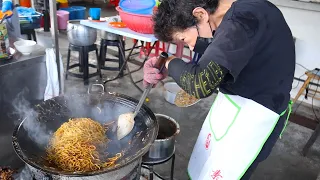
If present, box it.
[12,88,52,147]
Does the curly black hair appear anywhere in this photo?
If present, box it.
[153,0,219,42]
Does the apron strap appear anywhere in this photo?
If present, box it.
[279,100,293,139]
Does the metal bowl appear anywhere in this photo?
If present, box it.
[143,114,180,161]
[67,20,97,46]
[101,31,119,41]
[163,82,200,107]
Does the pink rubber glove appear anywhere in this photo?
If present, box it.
[143,57,168,87]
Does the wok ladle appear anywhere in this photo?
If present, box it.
[117,52,169,140]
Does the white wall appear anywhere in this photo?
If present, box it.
[276,6,320,106]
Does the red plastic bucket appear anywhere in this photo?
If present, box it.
[57,10,69,30]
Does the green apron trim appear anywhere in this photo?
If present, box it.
[237,101,292,179]
[279,100,293,138]
[188,170,192,180]
[209,94,241,141]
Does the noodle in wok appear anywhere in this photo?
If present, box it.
[46,118,121,172]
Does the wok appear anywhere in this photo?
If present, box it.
[12,90,158,177]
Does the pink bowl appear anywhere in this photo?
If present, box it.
[116,6,154,34]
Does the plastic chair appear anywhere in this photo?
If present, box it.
[133,40,166,58]
[167,42,193,61]
[109,0,120,7]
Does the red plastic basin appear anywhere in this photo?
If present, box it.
[116,6,154,34]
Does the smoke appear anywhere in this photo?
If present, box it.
[12,88,52,147]
[14,165,33,180]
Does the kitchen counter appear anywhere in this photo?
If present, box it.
[0,45,46,69]
[269,0,320,12]
[0,46,47,169]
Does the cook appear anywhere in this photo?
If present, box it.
[143,0,295,179]
[1,0,21,41]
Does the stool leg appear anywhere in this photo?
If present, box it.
[170,154,175,180]
[293,77,312,103]
[149,165,154,180]
[65,48,71,80]
[95,48,102,78]
[82,46,89,83]
[99,40,106,68]
[32,29,37,42]
[79,50,84,73]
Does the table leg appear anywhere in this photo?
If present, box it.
[125,60,143,92]
[119,41,157,92]
[124,41,157,75]
[118,39,143,92]
[103,40,157,93]
[103,40,138,83]
[303,122,320,156]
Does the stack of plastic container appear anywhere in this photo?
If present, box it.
[59,6,86,20]
[117,0,156,34]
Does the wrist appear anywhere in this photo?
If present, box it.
[165,55,176,69]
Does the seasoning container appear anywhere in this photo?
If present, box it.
[0,20,9,59]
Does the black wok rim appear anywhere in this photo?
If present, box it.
[12,92,159,177]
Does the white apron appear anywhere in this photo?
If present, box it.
[187,92,292,180]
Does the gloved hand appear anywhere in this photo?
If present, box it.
[143,57,168,87]
[2,0,13,13]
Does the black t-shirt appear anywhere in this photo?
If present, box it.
[168,0,295,114]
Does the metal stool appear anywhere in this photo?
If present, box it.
[65,43,101,83]
[21,29,37,42]
[99,38,125,77]
[141,148,175,180]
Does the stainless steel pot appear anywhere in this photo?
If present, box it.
[67,20,97,46]
[101,31,119,41]
[144,114,180,160]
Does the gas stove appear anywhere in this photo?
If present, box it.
[15,161,141,180]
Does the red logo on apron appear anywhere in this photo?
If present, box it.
[205,133,211,150]
[211,170,223,180]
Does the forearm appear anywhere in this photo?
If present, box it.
[167,58,227,99]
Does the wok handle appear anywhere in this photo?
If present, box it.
[154,52,169,72]
[88,83,105,94]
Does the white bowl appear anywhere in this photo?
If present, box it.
[163,81,201,107]
[163,82,182,104]
[14,40,37,55]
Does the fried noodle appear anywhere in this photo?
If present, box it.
[174,90,199,107]
[46,118,122,172]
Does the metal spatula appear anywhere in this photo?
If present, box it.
[117,52,169,140]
